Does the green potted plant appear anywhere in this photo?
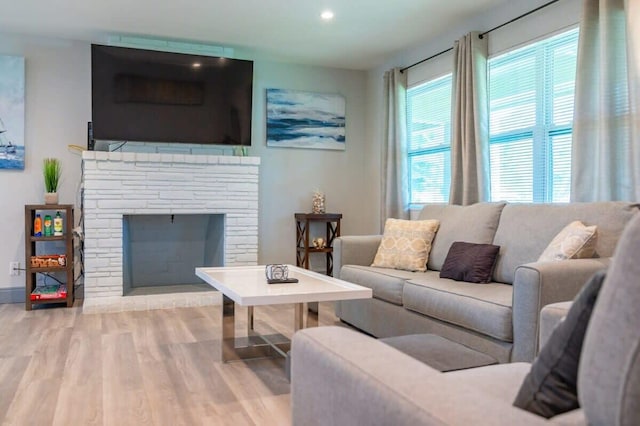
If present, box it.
[43,158,62,205]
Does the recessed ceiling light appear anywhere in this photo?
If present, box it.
[192,62,201,68]
[321,10,334,20]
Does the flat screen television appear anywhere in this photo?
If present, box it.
[91,44,253,146]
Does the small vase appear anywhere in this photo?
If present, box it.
[44,192,58,205]
[312,191,325,214]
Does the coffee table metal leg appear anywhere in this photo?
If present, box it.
[248,306,254,333]
[306,302,319,328]
[221,294,237,362]
[294,303,304,331]
[220,295,291,363]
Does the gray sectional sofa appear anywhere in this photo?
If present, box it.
[291,211,640,425]
[334,202,638,362]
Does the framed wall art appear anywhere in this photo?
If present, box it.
[266,88,345,151]
[0,55,25,170]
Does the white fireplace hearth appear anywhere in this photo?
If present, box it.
[81,151,259,313]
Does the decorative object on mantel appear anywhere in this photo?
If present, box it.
[233,145,249,156]
[266,88,346,151]
[312,190,326,214]
[0,55,25,170]
[43,158,62,205]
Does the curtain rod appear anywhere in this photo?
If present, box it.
[400,0,561,73]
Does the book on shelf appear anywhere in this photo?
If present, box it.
[30,284,67,300]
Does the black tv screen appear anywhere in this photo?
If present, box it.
[91,44,253,146]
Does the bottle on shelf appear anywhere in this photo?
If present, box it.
[34,214,42,237]
[43,214,53,237]
[53,211,63,236]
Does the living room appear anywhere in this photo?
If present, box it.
[1,0,639,424]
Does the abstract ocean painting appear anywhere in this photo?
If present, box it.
[0,55,25,170]
[266,89,345,150]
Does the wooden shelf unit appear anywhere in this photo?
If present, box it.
[295,213,342,276]
[24,204,74,310]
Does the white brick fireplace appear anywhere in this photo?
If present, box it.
[81,151,259,310]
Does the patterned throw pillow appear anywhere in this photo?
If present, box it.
[371,219,440,272]
[538,221,598,262]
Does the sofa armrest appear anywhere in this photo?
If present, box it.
[511,258,609,362]
[333,235,382,278]
[539,302,572,350]
[291,327,546,425]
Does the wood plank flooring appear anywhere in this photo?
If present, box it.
[0,299,345,425]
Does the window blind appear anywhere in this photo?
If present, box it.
[488,28,579,203]
[406,74,452,203]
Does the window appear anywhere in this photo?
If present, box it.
[406,74,452,203]
[406,28,578,205]
[488,28,579,202]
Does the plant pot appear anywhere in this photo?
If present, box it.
[44,192,58,205]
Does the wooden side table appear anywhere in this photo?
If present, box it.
[295,213,342,276]
[24,204,74,310]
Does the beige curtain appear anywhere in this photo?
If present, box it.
[449,32,490,205]
[381,68,409,229]
[571,0,640,201]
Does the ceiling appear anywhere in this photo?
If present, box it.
[0,0,509,70]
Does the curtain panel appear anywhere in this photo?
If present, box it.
[571,0,640,202]
[449,32,490,205]
[381,68,409,229]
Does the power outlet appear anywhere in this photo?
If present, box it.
[9,261,19,276]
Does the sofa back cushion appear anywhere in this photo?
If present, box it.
[492,202,638,284]
[578,213,640,426]
[418,202,506,271]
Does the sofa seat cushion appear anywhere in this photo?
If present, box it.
[340,265,425,305]
[380,334,498,372]
[403,277,514,342]
[445,363,531,401]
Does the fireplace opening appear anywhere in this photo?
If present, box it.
[122,214,224,295]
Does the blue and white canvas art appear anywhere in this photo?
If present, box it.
[266,89,346,150]
[0,55,25,170]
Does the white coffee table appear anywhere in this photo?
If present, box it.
[195,265,372,362]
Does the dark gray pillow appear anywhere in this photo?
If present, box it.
[513,270,606,418]
[439,242,500,283]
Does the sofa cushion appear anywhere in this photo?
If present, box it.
[513,271,605,418]
[418,202,506,271]
[371,218,440,272]
[538,220,597,262]
[492,202,637,284]
[579,214,640,425]
[403,277,514,342]
[446,363,532,402]
[440,242,500,283]
[340,265,425,306]
[380,334,498,372]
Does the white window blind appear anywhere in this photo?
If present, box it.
[488,28,579,203]
[406,74,452,203]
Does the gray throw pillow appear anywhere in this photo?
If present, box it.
[513,270,605,418]
[439,242,500,283]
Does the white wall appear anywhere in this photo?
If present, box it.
[363,0,582,228]
[0,33,89,296]
[250,61,373,265]
[0,32,371,293]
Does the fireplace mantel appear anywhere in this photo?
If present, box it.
[81,151,260,306]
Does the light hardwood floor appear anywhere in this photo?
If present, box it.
[0,299,345,425]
